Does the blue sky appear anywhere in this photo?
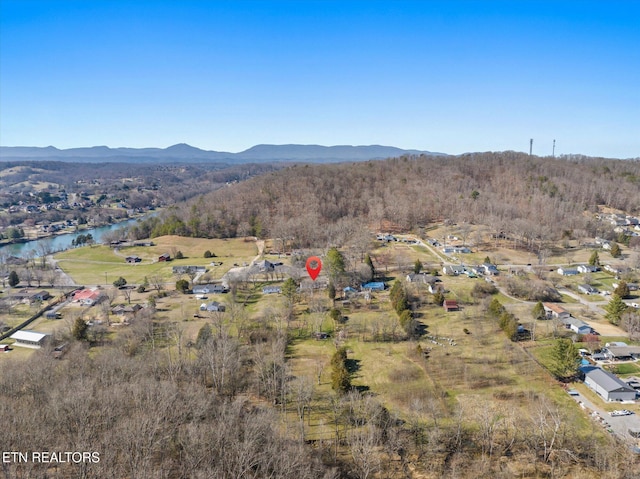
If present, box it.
[1,0,639,158]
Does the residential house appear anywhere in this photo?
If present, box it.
[173,265,206,275]
[581,366,637,402]
[256,260,275,272]
[158,253,171,262]
[443,265,465,276]
[111,304,143,321]
[443,299,459,312]
[428,283,445,294]
[577,264,599,273]
[482,263,499,275]
[542,303,571,320]
[406,273,438,284]
[32,290,51,301]
[604,264,629,276]
[9,330,50,349]
[562,317,592,335]
[377,234,397,242]
[602,346,640,361]
[578,284,598,295]
[72,288,103,306]
[125,256,141,263]
[200,301,225,312]
[557,267,579,276]
[192,284,228,295]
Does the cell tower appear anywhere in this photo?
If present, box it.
[529,138,533,156]
[552,139,556,157]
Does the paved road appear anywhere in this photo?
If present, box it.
[47,255,77,287]
[568,388,640,445]
[557,287,607,316]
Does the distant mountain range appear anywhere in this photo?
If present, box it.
[0,143,445,164]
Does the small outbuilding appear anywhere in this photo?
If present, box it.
[443,299,459,312]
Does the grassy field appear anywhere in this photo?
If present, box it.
[55,236,259,286]
[288,289,597,443]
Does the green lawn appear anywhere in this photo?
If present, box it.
[54,236,260,286]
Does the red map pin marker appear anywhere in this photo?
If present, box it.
[306,256,322,281]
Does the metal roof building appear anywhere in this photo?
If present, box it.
[10,330,50,349]
[581,366,637,402]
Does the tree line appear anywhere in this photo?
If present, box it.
[131,152,640,248]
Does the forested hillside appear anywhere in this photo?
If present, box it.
[140,152,640,248]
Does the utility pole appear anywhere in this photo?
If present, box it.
[552,139,556,157]
[529,138,533,156]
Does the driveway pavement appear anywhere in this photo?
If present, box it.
[568,389,640,444]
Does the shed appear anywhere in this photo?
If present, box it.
[581,366,637,402]
[443,299,459,312]
[10,330,50,349]
[0,344,9,352]
[158,253,171,262]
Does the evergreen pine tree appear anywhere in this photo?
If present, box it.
[605,294,628,325]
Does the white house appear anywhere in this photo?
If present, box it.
[443,265,465,276]
[577,264,599,273]
[562,317,592,335]
[482,263,499,275]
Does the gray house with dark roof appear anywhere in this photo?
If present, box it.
[581,366,637,402]
[562,317,592,335]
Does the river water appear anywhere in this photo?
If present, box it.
[0,216,146,258]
